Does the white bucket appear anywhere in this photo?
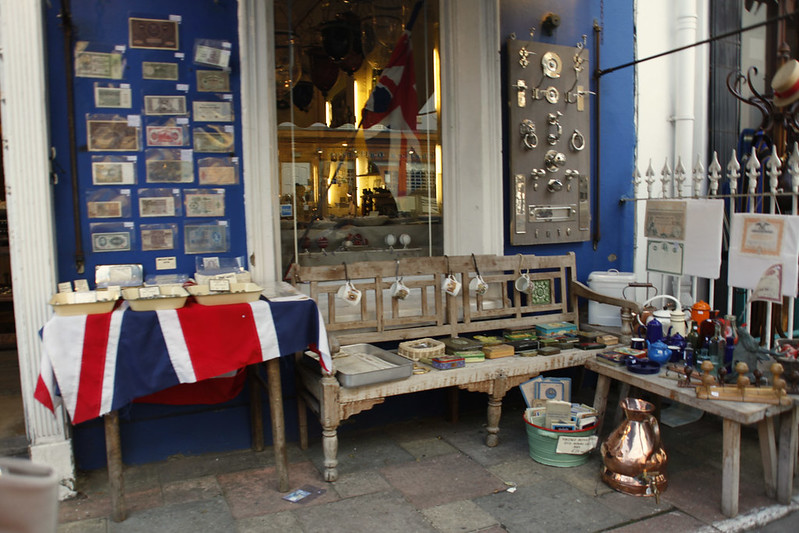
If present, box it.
[587,270,637,326]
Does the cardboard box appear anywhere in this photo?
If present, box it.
[519,376,571,407]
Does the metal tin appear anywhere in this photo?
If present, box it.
[333,344,412,387]
[443,337,483,354]
[431,355,465,370]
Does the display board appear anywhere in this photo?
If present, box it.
[47,0,245,285]
[507,38,591,245]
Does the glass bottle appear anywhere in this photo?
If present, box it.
[708,321,727,373]
[686,320,701,351]
[724,314,738,370]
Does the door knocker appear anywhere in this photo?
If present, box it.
[520,119,538,149]
[569,129,585,151]
[546,111,562,145]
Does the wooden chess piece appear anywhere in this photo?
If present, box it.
[701,360,716,387]
[770,362,787,397]
[735,362,750,393]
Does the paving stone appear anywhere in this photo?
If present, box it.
[487,457,556,487]
[294,491,437,533]
[597,489,672,520]
[421,499,499,533]
[162,475,222,505]
[605,510,707,532]
[444,423,530,468]
[399,436,459,460]
[58,486,162,523]
[235,510,304,533]
[157,449,274,483]
[472,477,626,533]
[330,470,392,499]
[217,461,338,519]
[555,455,615,498]
[305,428,415,476]
[107,497,234,533]
[381,453,506,509]
[57,517,107,533]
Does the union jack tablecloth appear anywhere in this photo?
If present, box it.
[35,297,331,424]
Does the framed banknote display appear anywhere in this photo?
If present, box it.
[184,221,229,254]
[140,224,177,251]
[87,118,140,152]
[129,17,179,50]
[90,222,135,252]
[91,159,136,185]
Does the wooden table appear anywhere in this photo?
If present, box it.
[297,349,596,482]
[585,358,799,517]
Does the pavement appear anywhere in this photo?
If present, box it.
[55,385,799,533]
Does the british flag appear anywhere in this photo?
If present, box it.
[35,299,331,424]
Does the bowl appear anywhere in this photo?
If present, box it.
[186,282,263,306]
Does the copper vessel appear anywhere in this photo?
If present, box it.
[600,398,668,497]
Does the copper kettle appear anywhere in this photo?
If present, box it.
[601,398,668,497]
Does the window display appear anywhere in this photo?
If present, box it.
[274,0,442,273]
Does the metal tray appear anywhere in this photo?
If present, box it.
[334,343,412,387]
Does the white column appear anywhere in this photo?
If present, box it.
[239,0,280,281]
[0,0,76,498]
[440,0,503,255]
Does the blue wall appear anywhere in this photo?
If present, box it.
[501,1,636,278]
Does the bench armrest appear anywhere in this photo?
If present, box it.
[570,280,641,344]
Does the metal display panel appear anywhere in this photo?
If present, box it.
[507,38,591,244]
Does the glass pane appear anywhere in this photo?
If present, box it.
[273,0,442,275]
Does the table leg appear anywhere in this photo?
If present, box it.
[265,358,289,492]
[103,411,127,522]
[486,374,508,447]
[320,374,340,482]
[592,374,611,436]
[721,418,741,518]
[757,416,777,499]
[248,366,264,452]
[777,406,799,505]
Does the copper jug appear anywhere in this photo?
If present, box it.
[600,398,668,497]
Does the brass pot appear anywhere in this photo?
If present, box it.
[600,398,668,497]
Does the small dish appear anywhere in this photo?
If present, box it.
[625,357,661,375]
[122,285,190,311]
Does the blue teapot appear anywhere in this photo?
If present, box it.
[646,339,672,364]
[645,317,663,344]
[664,331,686,363]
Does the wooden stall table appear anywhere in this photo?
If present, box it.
[35,295,331,522]
[585,358,799,518]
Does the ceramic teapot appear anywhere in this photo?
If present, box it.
[646,339,672,364]
[640,295,686,337]
[691,300,711,324]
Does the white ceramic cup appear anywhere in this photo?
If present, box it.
[442,274,462,296]
[390,278,410,299]
[337,281,362,306]
[469,275,489,295]
[514,273,531,293]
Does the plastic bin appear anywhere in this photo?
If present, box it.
[587,270,637,326]
[0,457,59,533]
[525,418,598,467]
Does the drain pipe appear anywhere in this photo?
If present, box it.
[672,0,699,299]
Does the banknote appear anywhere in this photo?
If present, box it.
[87,120,139,151]
[192,101,233,122]
[75,50,123,79]
[92,162,136,185]
[145,160,193,183]
[95,87,132,108]
[185,191,225,217]
[184,224,228,254]
[144,95,187,115]
[139,196,176,217]
[142,61,179,80]
[87,201,122,218]
[146,126,184,147]
[196,70,230,92]
[194,130,234,153]
[92,231,131,252]
[194,44,230,69]
[199,165,236,185]
[141,228,175,250]
[129,18,179,50]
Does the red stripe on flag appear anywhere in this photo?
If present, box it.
[135,369,247,405]
[73,312,112,423]
[34,375,54,412]
[176,302,262,381]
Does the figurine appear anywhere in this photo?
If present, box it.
[730,326,779,383]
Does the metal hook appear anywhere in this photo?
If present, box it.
[517,253,524,273]
[342,262,350,282]
[471,253,481,278]
[395,259,401,279]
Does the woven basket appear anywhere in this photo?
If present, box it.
[398,338,445,361]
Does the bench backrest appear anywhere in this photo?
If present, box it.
[291,253,579,346]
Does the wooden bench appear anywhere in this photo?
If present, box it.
[291,253,640,481]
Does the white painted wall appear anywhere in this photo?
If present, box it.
[634,0,710,301]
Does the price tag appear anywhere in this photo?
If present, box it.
[115,45,127,53]
[555,435,598,455]
[74,279,90,292]
[126,155,138,162]
[175,52,185,60]
[180,149,193,161]
[176,117,189,125]
[127,115,142,127]
[209,278,230,292]
[138,286,161,299]
[176,83,190,92]
[156,257,177,270]
[120,83,131,89]
[57,282,73,293]
[169,14,182,22]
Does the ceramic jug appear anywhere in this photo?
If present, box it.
[601,398,668,497]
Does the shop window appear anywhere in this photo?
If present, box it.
[273,0,442,274]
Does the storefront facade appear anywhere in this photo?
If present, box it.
[2,0,643,496]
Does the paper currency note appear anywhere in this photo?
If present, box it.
[139,196,176,217]
[141,228,175,250]
[95,87,132,108]
[92,231,131,252]
[146,160,193,183]
[192,101,233,122]
[87,120,140,151]
[144,95,187,115]
[75,50,123,79]
[185,224,228,254]
[87,201,123,218]
[129,18,179,50]
[194,130,234,152]
[194,44,231,69]
[92,162,135,185]
[185,192,225,217]
[199,166,236,185]
[196,70,230,92]
[146,126,184,147]
[142,61,179,80]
